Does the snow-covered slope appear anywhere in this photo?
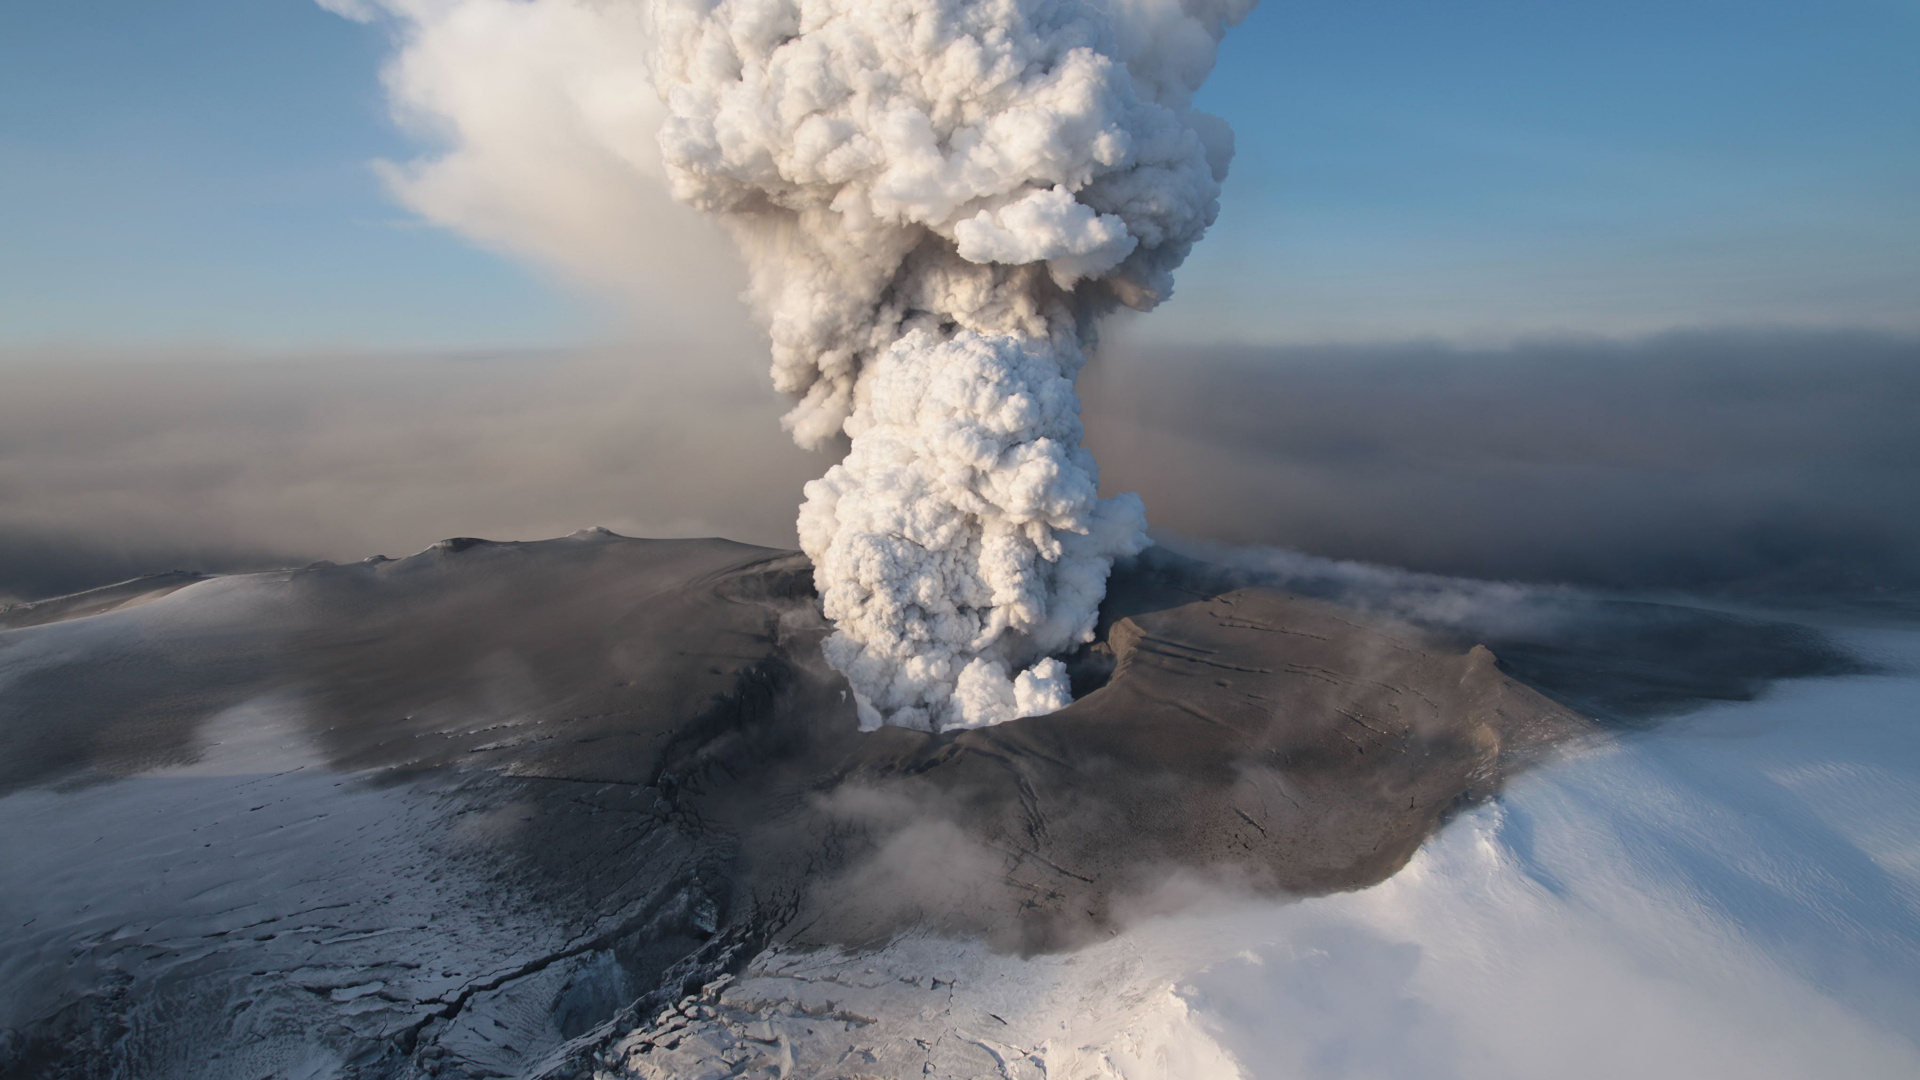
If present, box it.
[591,621,1920,1079]
[0,533,1893,1078]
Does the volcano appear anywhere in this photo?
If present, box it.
[3,530,1855,1078]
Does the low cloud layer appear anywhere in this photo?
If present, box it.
[0,346,820,603]
[1084,327,1920,597]
[2,327,1914,605]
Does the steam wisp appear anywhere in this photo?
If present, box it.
[649,0,1250,728]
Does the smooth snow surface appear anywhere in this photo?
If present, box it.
[610,618,1920,1079]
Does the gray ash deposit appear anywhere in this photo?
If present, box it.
[0,531,1854,1079]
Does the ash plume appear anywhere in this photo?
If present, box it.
[332,0,1253,730]
[648,0,1250,729]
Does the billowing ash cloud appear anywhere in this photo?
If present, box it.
[643,0,1250,729]
[329,0,1252,730]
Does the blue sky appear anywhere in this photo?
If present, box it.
[1164,0,1920,342]
[3,0,1915,350]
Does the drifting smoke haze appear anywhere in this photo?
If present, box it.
[318,0,753,340]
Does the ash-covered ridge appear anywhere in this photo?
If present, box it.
[0,531,1852,1079]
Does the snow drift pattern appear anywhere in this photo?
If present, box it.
[650,0,1249,728]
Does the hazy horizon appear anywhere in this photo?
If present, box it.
[4,324,1914,606]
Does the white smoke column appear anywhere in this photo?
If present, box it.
[322,0,1251,730]
[647,0,1251,730]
